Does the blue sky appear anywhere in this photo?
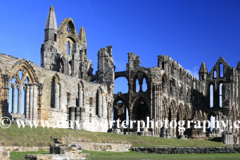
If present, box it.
[0,0,240,94]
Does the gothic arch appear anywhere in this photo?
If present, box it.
[132,71,149,92]
[167,100,177,119]
[131,95,150,121]
[11,60,38,84]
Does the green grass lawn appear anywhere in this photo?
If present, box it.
[83,150,240,160]
[10,151,49,160]
[10,150,240,160]
[0,124,227,147]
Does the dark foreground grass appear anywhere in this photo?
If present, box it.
[10,151,49,160]
[83,150,240,160]
[0,124,227,147]
[10,150,240,160]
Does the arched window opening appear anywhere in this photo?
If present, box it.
[19,71,23,80]
[171,68,174,75]
[8,85,13,113]
[220,64,224,78]
[96,89,103,117]
[214,70,217,78]
[126,107,129,126]
[14,87,18,113]
[210,115,214,131]
[162,62,164,69]
[114,77,128,94]
[67,41,70,55]
[54,33,57,42]
[170,79,175,95]
[142,78,147,92]
[68,61,72,75]
[51,76,61,109]
[112,109,114,125]
[21,78,28,114]
[210,84,214,108]
[10,78,16,83]
[219,83,223,107]
[60,59,64,73]
[135,79,140,92]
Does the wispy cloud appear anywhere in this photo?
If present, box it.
[186,66,199,79]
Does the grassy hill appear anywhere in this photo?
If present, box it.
[0,124,227,147]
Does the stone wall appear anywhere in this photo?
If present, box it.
[0,53,111,132]
[0,146,49,152]
[71,142,132,152]
[0,143,132,152]
[131,147,240,154]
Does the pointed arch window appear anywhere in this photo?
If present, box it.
[8,68,38,121]
[219,83,223,107]
[214,70,217,78]
[220,63,224,78]
[67,41,70,55]
[210,84,214,108]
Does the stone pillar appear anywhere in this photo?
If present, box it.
[11,84,16,113]
[55,82,59,109]
[17,85,23,114]
[80,107,85,120]
[75,107,80,129]
[25,84,30,118]
[78,88,83,107]
[69,107,75,129]
[139,80,143,92]
[32,84,38,121]
[29,85,33,120]
[173,118,177,137]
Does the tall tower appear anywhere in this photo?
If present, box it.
[199,61,208,80]
[41,5,60,70]
[45,5,57,42]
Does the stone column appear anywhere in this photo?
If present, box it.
[29,85,33,120]
[78,88,82,107]
[69,107,75,129]
[32,84,38,121]
[75,107,80,129]
[173,118,177,137]
[139,80,143,92]
[11,84,16,113]
[17,85,23,114]
[25,84,30,118]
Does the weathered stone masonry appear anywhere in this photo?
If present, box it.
[0,5,240,143]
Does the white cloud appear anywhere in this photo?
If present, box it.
[186,66,199,79]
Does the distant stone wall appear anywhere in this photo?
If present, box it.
[0,142,132,152]
[131,147,240,154]
[71,142,132,152]
[0,146,49,152]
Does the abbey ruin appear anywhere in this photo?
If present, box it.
[0,6,239,143]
